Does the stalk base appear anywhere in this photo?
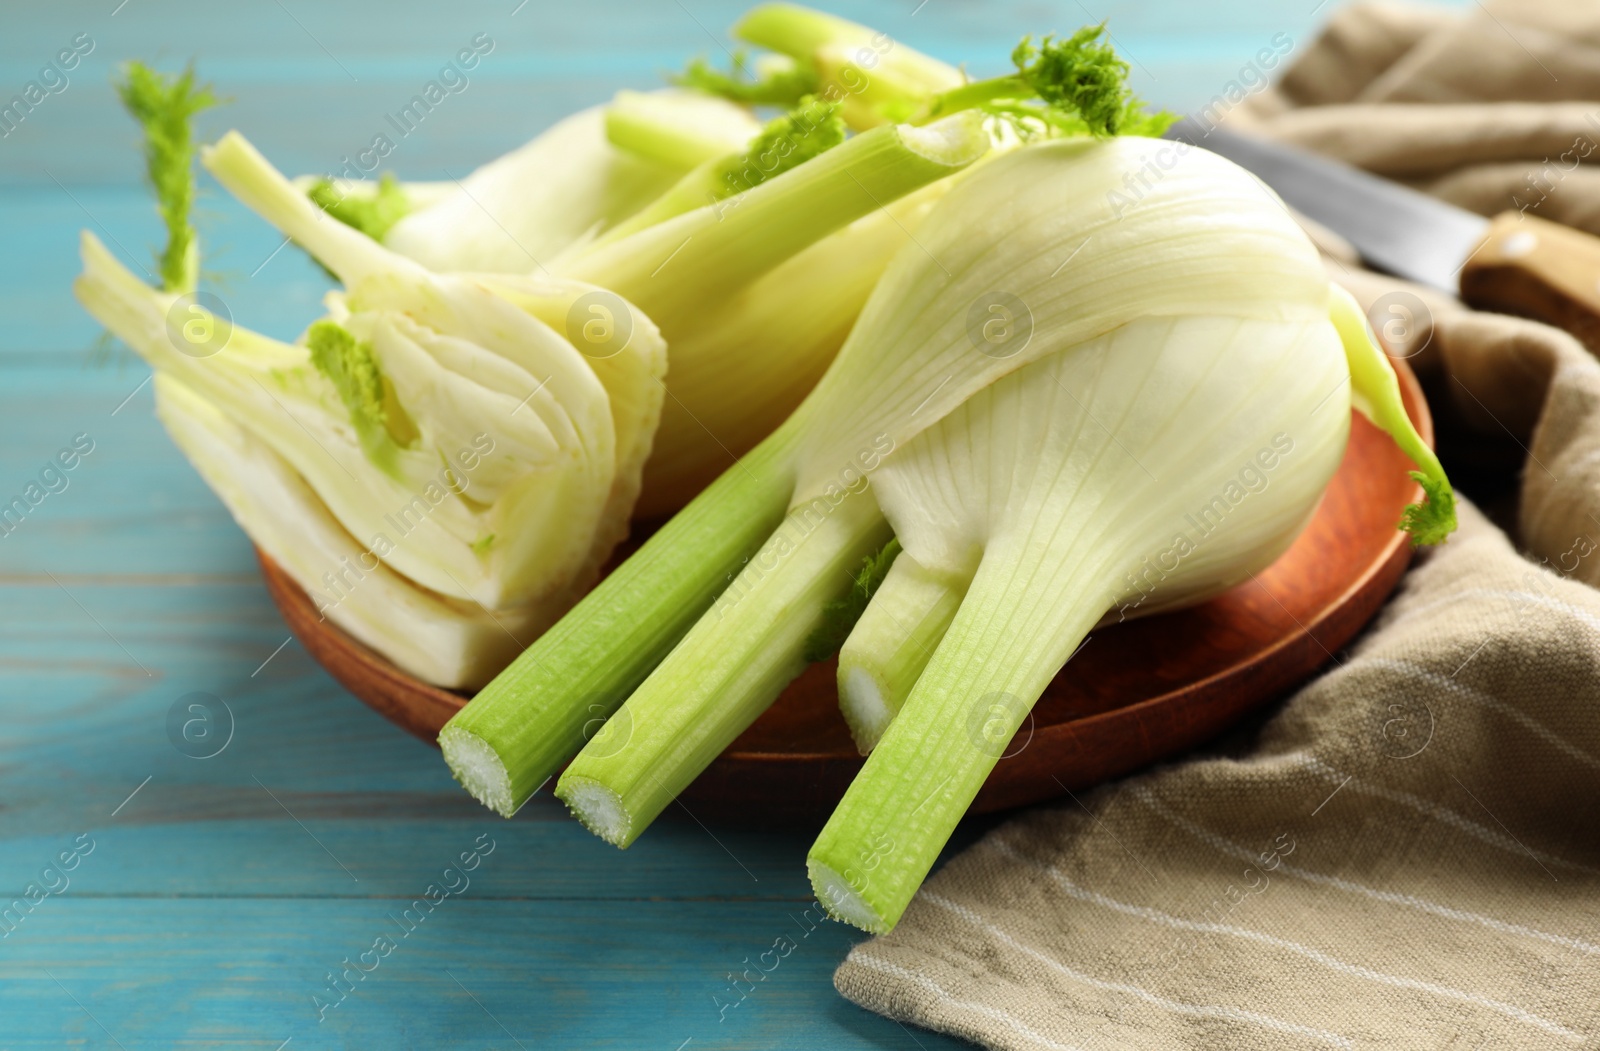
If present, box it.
[560,776,631,847]
[840,666,891,755]
[808,858,889,934]
[439,726,517,817]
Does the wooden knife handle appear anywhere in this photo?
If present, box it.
[1459,211,1600,352]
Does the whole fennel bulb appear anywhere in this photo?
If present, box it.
[526,135,1451,929]
[799,138,1448,931]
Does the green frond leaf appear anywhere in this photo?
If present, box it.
[115,60,220,293]
[306,319,402,476]
[716,95,845,198]
[805,537,901,663]
[307,172,412,244]
[1011,27,1128,136]
[1399,470,1456,547]
[673,51,820,107]
[921,23,1168,139]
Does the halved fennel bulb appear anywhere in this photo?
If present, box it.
[198,131,667,610]
[153,374,563,687]
[76,225,662,610]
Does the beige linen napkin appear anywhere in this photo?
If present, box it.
[837,5,1600,1047]
[1237,1,1600,234]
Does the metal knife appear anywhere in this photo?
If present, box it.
[1165,117,1600,350]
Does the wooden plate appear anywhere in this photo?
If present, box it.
[259,356,1431,819]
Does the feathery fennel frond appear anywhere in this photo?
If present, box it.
[674,51,820,107]
[1400,471,1457,547]
[307,173,412,243]
[924,25,1172,139]
[717,95,845,198]
[115,61,219,293]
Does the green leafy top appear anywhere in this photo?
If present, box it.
[674,50,819,107]
[307,173,412,244]
[1399,471,1456,547]
[716,95,845,198]
[115,61,219,293]
[1325,284,1456,547]
[306,319,404,477]
[924,26,1173,138]
[804,538,902,663]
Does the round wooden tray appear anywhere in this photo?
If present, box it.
[259,356,1431,819]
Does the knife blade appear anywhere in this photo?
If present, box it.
[1163,117,1600,351]
[1164,118,1483,293]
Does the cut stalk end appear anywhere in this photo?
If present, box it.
[808,857,889,933]
[839,665,891,755]
[554,487,891,847]
[439,726,517,818]
[835,553,967,752]
[557,776,632,847]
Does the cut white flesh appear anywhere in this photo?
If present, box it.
[153,373,565,689]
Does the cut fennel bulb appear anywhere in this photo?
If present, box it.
[194,131,667,609]
[153,374,564,688]
[79,125,671,620]
[76,229,661,616]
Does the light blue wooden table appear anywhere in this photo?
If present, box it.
[0,2,1442,1047]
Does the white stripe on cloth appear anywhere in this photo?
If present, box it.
[1388,588,1600,646]
[847,953,1095,1051]
[921,892,1354,1049]
[1364,656,1600,772]
[984,838,1584,1041]
[1132,785,1600,957]
[1294,754,1600,877]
